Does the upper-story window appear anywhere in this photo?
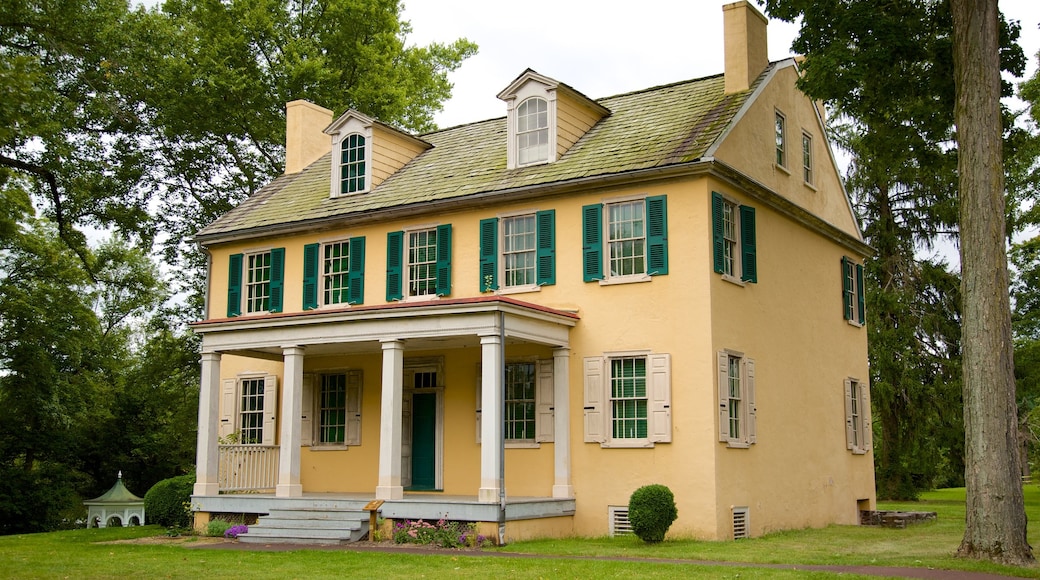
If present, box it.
[479,211,555,293]
[226,248,285,316]
[775,111,787,168]
[340,133,366,194]
[582,196,668,284]
[802,131,814,185]
[841,256,865,325]
[387,225,452,300]
[517,97,549,166]
[711,192,757,285]
[303,237,367,309]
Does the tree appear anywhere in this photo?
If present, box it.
[952,0,1032,563]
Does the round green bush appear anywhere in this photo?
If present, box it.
[628,484,678,543]
[144,474,195,528]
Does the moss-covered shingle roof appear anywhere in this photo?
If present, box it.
[196,68,765,242]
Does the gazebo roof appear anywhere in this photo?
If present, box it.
[85,472,143,504]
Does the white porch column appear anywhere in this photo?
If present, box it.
[552,347,574,498]
[479,333,504,503]
[276,345,306,497]
[376,339,405,500]
[194,352,222,496]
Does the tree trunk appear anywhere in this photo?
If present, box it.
[951,0,1033,565]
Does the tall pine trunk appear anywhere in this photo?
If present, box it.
[951,0,1032,565]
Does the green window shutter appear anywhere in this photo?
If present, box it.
[841,257,853,321]
[536,210,556,285]
[855,263,865,325]
[711,192,725,274]
[435,224,452,296]
[646,196,668,276]
[269,247,285,313]
[739,205,757,283]
[386,231,403,301]
[303,243,319,310]
[347,236,366,305]
[227,253,243,317]
[582,204,603,282]
[479,218,499,291]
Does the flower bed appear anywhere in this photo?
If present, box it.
[392,519,489,549]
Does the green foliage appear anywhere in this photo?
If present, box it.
[143,474,195,528]
[392,519,489,548]
[206,519,233,537]
[628,484,678,543]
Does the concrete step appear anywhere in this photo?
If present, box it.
[264,508,368,521]
[257,517,363,530]
[237,506,371,545]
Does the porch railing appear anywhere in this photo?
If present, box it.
[218,444,279,492]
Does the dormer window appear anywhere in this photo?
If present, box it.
[517,97,549,165]
[339,134,366,194]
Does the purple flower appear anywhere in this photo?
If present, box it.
[224,524,248,539]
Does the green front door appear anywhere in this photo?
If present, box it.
[410,392,437,490]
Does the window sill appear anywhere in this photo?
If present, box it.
[721,274,746,287]
[496,285,541,296]
[600,440,654,449]
[846,319,863,328]
[804,181,817,192]
[775,163,791,176]
[851,448,868,455]
[329,189,371,198]
[725,441,751,449]
[599,274,652,286]
[506,441,540,449]
[307,445,350,451]
[402,294,440,304]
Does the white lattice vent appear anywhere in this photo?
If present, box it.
[732,506,750,539]
[608,506,632,536]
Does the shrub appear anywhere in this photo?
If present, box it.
[206,519,233,537]
[628,484,678,543]
[392,519,489,548]
[144,474,195,528]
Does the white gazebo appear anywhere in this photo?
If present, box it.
[85,472,145,528]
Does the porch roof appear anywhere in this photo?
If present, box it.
[194,296,578,358]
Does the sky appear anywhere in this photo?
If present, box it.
[401,0,1040,130]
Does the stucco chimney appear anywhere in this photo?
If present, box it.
[285,100,333,175]
[723,1,770,94]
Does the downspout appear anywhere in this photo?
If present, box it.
[498,309,507,545]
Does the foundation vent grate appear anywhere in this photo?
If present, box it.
[732,506,750,539]
[608,506,632,537]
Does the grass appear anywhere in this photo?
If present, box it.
[0,487,1038,578]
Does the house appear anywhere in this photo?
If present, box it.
[190,0,875,544]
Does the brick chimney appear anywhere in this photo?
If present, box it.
[285,100,333,174]
[723,1,769,94]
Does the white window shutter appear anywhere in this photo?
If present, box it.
[718,351,730,442]
[346,370,363,446]
[861,383,872,451]
[219,379,236,438]
[746,358,756,444]
[648,353,672,443]
[844,378,855,450]
[301,374,314,446]
[475,363,482,445]
[536,359,555,442]
[262,375,279,446]
[583,357,605,443]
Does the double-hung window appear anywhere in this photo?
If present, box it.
[775,111,787,168]
[802,132,814,185]
[300,371,363,447]
[583,353,672,448]
[303,238,366,309]
[339,133,367,194]
[219,375,278,445]
[386,225,452,300]
[841,256,866,325]
[517,97,549,166]
[844,378,870,454]
[478,211,555,292]
[711,192,757,284]
[475,360,554,445]
[226,248,285,316]
[718,350,756,448]
[582,196,668,283]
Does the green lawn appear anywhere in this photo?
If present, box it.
[0,487,1037,579]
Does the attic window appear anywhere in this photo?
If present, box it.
[517,97,549,165]
[340,133,367,194]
